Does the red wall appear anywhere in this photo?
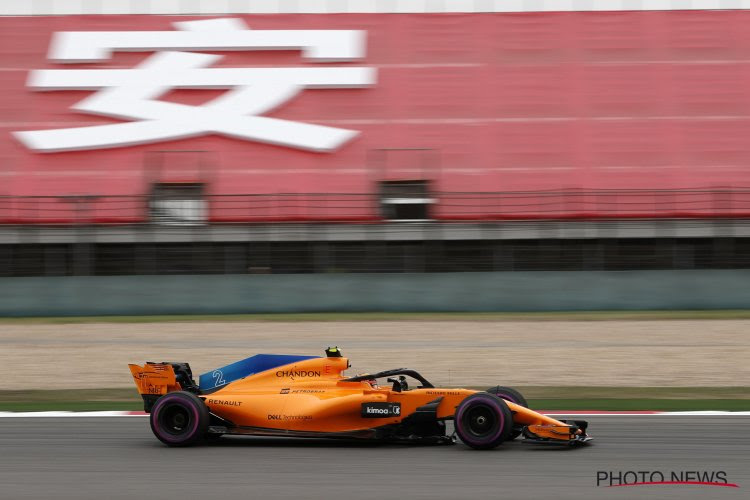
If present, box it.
[2,11,750,222]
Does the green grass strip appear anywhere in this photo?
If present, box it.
[530,399,750,411]
[510,386,750,399]
[0,401,141,412]
[1,387,748,412]
[3,387,747,403]
[0,388,138,403]
[1,399,747,412]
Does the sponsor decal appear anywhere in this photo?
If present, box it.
[596,470,738,488]
[268,414,313,421]
[279,387,325,395]
[426,391,462,396]
[15,18,376,153]
[207,399,242,407]
[275,370,321,379]
[134,372,168,381]
[211,369,226,387]
[361,402,401,418]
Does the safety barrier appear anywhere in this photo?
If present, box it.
[2,188,750,225]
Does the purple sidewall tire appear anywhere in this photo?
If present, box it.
[484,386,527,440]
[485,386,528,409]
[150,392,208,447]
[455,394,513,450]
[496,393,518,404]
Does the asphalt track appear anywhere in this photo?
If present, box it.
[0,416,747,500]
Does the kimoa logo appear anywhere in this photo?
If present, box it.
[363,404,400,416]
[366,407,391,414]
[14,18,377,153]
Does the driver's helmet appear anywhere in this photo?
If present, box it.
[366,377,379,389]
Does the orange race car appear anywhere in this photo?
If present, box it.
[129,348,592,449]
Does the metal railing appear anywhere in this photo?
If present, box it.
[2,188,750,225]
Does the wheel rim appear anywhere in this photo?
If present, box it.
[463,404,498,438]
[159,403,193,436]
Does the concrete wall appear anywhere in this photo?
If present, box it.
[1,270,749,316]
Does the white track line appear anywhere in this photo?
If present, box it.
[1,410,749,418]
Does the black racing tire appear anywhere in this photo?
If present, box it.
[454,393,514,450]
[485,386,528,440]
[150,391,210,447]
[485,386,528,409]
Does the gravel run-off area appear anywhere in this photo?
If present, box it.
[1,319,748,389]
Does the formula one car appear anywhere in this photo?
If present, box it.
[129,348,591,449]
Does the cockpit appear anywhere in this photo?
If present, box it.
[342,368,434,392]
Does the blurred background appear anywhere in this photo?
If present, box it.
[2,1,750,314]
[2,7,749,499]
[0,0,746,418]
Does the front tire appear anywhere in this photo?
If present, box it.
[150,391,209,447]
[486,386,528,408]
[454,393,513,450]
[485,386,528,440]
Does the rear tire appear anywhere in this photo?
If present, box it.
[150,391,209,447]
[486,386,528,440]
[454,393,513,450]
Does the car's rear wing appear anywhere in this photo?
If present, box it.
[129,363,179,396]
[129,362,196,412]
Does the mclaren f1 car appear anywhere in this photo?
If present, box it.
[129,348,591,449]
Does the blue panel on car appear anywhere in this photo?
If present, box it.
[199,354,318,391]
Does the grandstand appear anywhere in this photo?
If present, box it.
[2,3,750,279]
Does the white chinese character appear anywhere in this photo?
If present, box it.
[14,18,376,153]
